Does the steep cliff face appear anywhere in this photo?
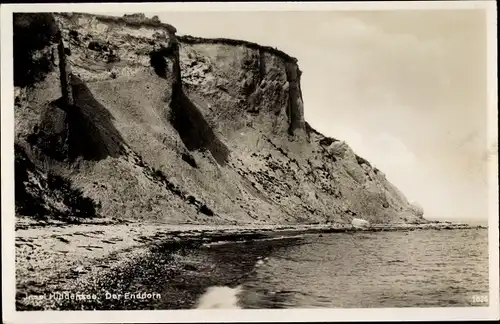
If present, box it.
[13,12,425,225]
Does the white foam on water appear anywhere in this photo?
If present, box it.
[201,234,306,248]
[195,285,243,309]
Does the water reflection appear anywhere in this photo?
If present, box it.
[196,237,305,309]
[195,285,243,309]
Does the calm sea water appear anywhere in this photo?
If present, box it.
[198,228,489,308]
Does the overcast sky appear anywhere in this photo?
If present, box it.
[100,9,490,223]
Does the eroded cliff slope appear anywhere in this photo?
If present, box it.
[13,12,425,225]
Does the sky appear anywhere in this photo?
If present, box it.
[100,9,491,223]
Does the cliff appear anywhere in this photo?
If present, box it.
[13,12,425,225]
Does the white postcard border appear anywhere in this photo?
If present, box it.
[1,1,498,323]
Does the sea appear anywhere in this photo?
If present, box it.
[195,228,490,308]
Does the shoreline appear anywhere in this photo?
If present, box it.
[15,217,486,310]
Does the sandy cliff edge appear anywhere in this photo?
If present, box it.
[13,12,425,226]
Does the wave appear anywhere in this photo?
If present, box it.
[201,234,306,248]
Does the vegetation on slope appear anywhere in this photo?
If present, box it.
[14,144,100,220]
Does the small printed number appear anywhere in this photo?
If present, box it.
[471,295,489,304]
